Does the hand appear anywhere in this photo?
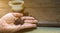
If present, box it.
[0,13,38,33]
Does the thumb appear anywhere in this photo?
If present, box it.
[12,13,23,17]
[0,13,23,24]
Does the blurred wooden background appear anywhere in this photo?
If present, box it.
[0,0,60,22]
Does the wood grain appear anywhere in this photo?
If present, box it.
[0,0,60,22]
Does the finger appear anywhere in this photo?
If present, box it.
[21,16,35,20]
[24,20,38,24]
[12,13,23,17]
[21,23,37,29]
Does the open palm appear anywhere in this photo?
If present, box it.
[0,13,38,33]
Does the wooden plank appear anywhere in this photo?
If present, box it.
[24,0,60,7]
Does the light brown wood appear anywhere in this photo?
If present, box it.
[0,0,60,22]
[0,0,12,17]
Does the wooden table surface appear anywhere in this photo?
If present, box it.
[15,27,60,33]
[25,27,60,33]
